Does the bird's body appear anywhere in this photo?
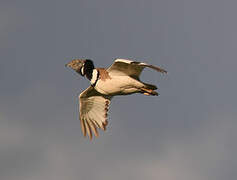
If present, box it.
[66,58,167,139]
[93,70,144,95]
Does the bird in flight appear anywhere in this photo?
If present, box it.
[65,58,167,139]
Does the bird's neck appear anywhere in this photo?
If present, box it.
[83,60,94,80]
[84,67,93,80]
[90,69,99,87]
[81,67,99,87]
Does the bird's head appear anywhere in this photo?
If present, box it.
[65,59,94,77]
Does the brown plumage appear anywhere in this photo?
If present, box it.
[96,68,111,81]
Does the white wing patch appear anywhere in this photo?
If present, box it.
[79,87,111,139]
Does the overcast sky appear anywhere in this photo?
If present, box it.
[1,0,237,180]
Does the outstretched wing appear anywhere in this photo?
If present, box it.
[79,86,112,139]
[107,59,167,79]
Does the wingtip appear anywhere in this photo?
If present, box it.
[89,120,99,138]
[80,118,87,137]
[158,67,167,74]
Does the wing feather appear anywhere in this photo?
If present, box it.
[90,110,104,127]
[80,117,86,137]
[79,86,112,139]
[84,119,92,140]
[107,58,167,78]
[88,119,98,137]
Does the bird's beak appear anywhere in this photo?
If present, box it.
[65,62,73,67]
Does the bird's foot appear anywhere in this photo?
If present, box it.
[141,88,159,96]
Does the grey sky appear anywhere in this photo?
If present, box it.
[1,0,237,180]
